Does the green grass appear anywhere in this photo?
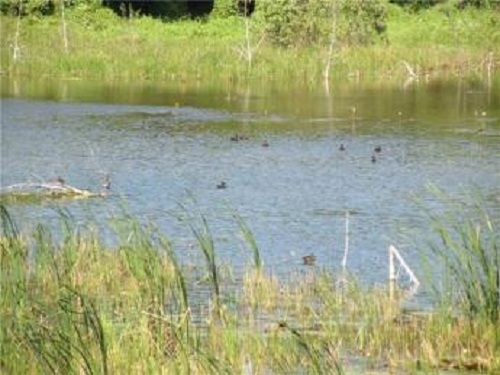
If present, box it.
[423,188,500,326]
[1,203,498,374]
[1,5,499,84]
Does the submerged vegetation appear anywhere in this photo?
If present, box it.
[0,0,499,83]
[1,202,498,374]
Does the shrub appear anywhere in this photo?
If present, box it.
[337,0,387,45]
[212,0,238,17]
[0,0,54,16]
[389,0,496,10]
[254,0,386,48]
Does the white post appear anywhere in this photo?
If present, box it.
[341,210,349,271]
[389,245,420,301]
[389,245,396,301]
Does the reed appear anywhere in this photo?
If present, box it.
[0,203,498,374]
[188,214,222,321]
[423,188,499,328]
[0,5,498,84]
[234,213,262,271]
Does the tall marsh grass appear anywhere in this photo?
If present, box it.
[425,189,499,326]
[0,5,498,83]
[1,203,499,373]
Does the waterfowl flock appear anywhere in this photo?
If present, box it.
[338,143,383,163]
[219,136,383,189]
[230,134,249,142]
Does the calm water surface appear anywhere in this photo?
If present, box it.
[1,77,500,295]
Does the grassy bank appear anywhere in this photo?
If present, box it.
[1,205,498,374]
[1,4,499,84]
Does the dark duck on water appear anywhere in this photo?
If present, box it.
[302,254,316,266]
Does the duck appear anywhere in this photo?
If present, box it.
[302,254,316,266]
[49,176,65,186]
[230,134,239,142]
[374,145,382,153]
[262,140,269,147]
[216,181,227,189]
[371,155,377,163]
[339,143,346,151]
[102,174,111,190]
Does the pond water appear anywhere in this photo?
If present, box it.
[1,76,500,295]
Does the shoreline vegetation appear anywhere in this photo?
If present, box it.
[0,1,499,85]
[1,199,499,374]
[1,1,500,374]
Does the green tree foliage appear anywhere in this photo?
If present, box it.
[337,0,387,45]
[389,0,495,10]
[0,0,53,16]
[0,0,188,18]
[254,0,387,47]
[212,0,238,17]
[0,0,104,16]
[103,1,187,20]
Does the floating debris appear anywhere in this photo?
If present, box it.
[0,180,106,204]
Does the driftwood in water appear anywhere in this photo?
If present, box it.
[0,182,106,204]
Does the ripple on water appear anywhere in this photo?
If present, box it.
[1,87,499,301]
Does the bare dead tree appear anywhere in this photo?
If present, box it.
[235,0,265,71]
[12,0,22,62]
[61,0,69,53]
[323,0,338,89]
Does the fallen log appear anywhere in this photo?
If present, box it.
[0,182,107,204]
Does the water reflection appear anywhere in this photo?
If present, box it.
[1,76,499,292]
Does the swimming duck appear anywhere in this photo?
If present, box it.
[262,140,269,147]
[102,174,111,190]
[339,144,346,151]
[230,134,239,142]
[374,145,382,153]
[302,254,316,266]
[371,155,377,163]
[216,181,227,189]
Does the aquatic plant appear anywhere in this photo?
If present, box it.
[234,213,262,271]
[185,212,222,320]
[425,189,499,326]
[1,203,499,373]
